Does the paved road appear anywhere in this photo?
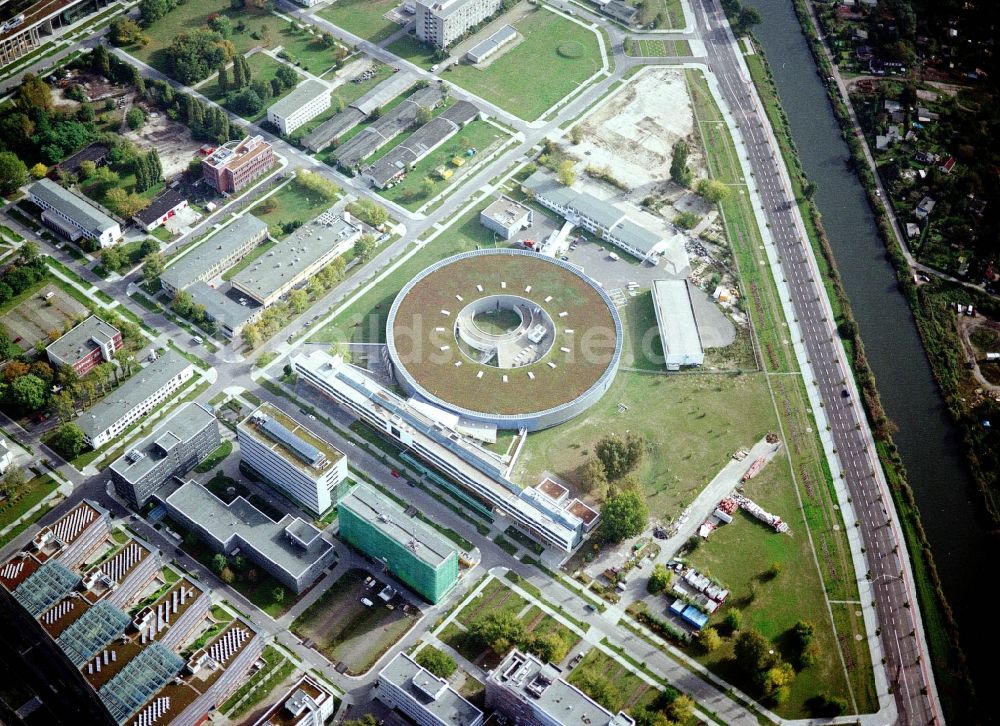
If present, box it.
[694,0,940,722]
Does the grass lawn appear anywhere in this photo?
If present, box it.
[308,199,508,347]
[201,53,300,122]
[276,24,348,75]
[566,649,662,714]
[0,474,59,530]
[292,568,417,674]
[625,0,684,29]
[445,8,603,121]
[380,120,510,210]
[683,465,852,716]
[514,371,777,515]
[627,38,691,57]
[317,0,403,43]
[80,172,164,214]
[619,290,664,371]
[193,440,233,473]
[386,34,439,70]
[130,2,290,75]
[249,182,336,236]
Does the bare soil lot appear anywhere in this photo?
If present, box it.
[572,67,706,191]
[125,111,201,179]
[1,284,88,352]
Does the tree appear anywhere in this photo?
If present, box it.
[528,631,569,663]
[209,14,234,38]
[50,423,86,458]
[143,252,165,283]
[788,620,817,669]
[109,16,145,46]
[92,43,111,77]
[670,140,692,187]
[415,105,433,125]
[722,609,743,634]
[595,432,644,480]
[695,178,730,204]
[101,246,125,272]
[227,87,263,116]
[735,5,761,35]
[343,716,378,726]
[569,125,584,144]
[105,188,150,218]
[419,177,436,199]
[700,627,722,653]
[581,458,607,495]
[289,289,309,313]
[666,694,694,723]
[415,647,457,678]
[220,566,236,584]
[803,181,817,200]
[0,113,35,146]
[271,585,285,602]
[600,489,648,543]
[211,553,228,574]
[126,107,145,130]
[167,30,228,85]
[733,629,778,676]
[275,64,298,90]
[30,162,48,179]
[9,374,48,411]
[51,390,77,423]
[242,323,261,349]
[347,198,388,228]
[294,168,340,201]
[760,661,795,697]
[353,234,376,263]
[558,159,576,186]
[469,611,525,655]
[646,563,672,594]
[250,78,272,101]
[17,73,52,111]
[0,152,28,195]
[139,0,176,24]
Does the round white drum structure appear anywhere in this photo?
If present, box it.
[386,249,623,431]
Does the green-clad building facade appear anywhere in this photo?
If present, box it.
[338,484,459,603]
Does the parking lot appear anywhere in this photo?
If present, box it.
[1,283,89,352]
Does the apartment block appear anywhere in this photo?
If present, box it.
[28,178,122,248]
[109,402,221,510]
[77,350,196,449]
[45,315,123,377]
[237,403,348,516]
[202,135,276,194]
[338,484,458,603]
[252,676,337,726]
[415,0,503,48]
[267,80,331,135]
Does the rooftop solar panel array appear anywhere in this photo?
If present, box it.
[259,415,325,467]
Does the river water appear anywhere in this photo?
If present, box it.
[747,0,994,707]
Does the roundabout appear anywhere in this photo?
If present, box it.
[386,249,623,430]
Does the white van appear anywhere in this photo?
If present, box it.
[361,597,374,607]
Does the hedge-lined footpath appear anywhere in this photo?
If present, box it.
[744,21,975,720]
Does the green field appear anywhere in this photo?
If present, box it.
[386,34,439,70]
[317,0,403,43]
[249,182,337,236]
[129,2,290,75]
[446,8,603,121]
[276,24,347,75]
[0,474,59,531]
[201,53,301,122]
[565,649,662,714]
[380,120,510,209]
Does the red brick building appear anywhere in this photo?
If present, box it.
[202,135,275,194]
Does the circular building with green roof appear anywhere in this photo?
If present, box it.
[386,249,622,431]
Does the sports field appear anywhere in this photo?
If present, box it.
[446,8,603,120]
[316,0,403,44]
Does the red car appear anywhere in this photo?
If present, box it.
[391,470,401,478]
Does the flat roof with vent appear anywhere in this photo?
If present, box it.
[378,652,483,726]
[338,484,456,568]
[238,403,344,475]
[46,315,119,366]
[160,214,268,291]
[108,402,216,485]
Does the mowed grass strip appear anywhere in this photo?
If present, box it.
[445,8,603,121]
[249,182,337,236]
[317,0,402,43]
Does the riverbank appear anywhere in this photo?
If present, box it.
[742,31,975,722]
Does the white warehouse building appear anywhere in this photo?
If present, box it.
[652,279,704,369]
[28,178,122,248]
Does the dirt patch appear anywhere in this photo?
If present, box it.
[124,110,201,179]
[572,67,705,190]
[1,283,89,352]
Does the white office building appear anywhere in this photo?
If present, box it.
[237,403,349,516]
[416,0,503,47]
[77,351,196,449]
[267,80,332,135]
[375,653,484,726]
[28,178,121,248]
[253,676,336,726]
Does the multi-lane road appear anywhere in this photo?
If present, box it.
[692,0,940,722]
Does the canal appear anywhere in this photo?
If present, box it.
[747,0,993,710]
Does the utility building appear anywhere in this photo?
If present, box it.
[237,403,348,516]
[338,485,459,603]
[651,279,704,369]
